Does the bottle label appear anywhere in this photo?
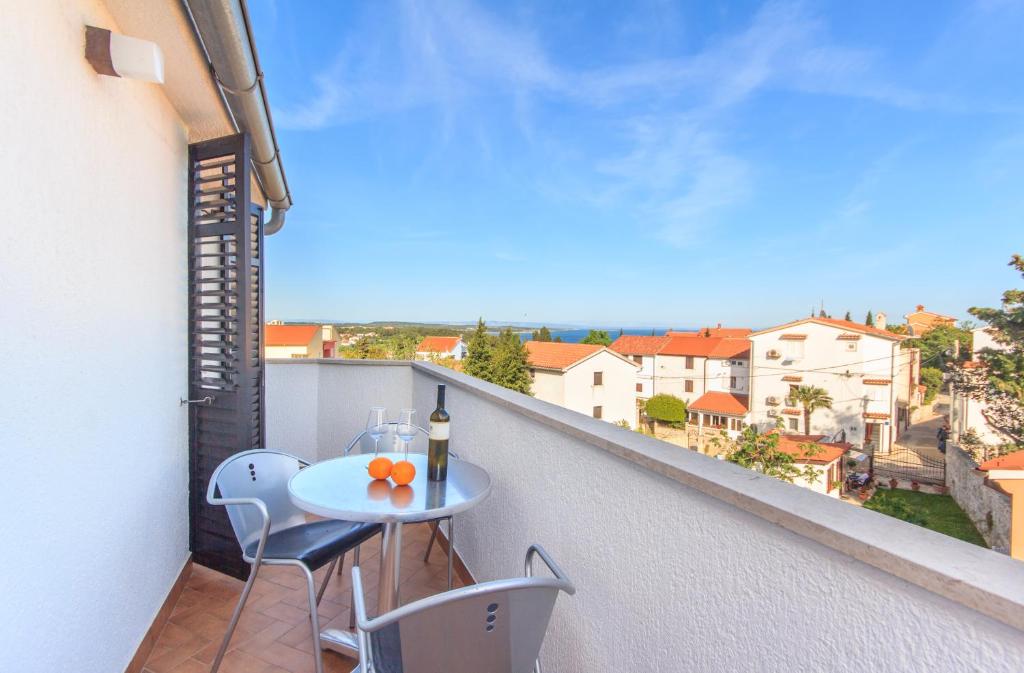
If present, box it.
[429,421,450,441]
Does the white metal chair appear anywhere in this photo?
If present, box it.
[206,449,381,673]
[352,544,575,673]
[344,423,459,590]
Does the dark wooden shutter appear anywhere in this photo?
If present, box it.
[187,133,265,579]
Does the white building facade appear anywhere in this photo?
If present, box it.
[748,318,915,454]
[526,342,640,428]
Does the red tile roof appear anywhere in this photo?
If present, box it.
[661,336,751,359]
[416,336,462,353]
[525,341,607,371]
[609,335,671,356]
[265,324,320,347]
[775,434,849,464]
[688,392,749,416]
[752,317,905,341]
[667,327,752,338]
[978,451,1024,472]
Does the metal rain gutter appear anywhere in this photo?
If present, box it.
[184,0,292,234]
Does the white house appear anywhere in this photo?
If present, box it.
[415,336,468,361]
[610,333,751,413]
[748,318,915,454]
[264,324,324,359]
[526,341,640,427]
[951,327,1014,447]
[775,433,851,497]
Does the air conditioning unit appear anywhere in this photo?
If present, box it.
[766,349,781,359]
[767,409,778,417]
[766,396,779,406]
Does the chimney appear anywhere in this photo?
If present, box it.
[717,323,722,329]
[916,304,925,312]
[875,312,887,330]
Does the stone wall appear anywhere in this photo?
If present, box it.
[947,444,1012,552]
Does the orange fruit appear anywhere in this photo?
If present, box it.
[368,456,393,480]
[390,485,414,508]
[390,460,416,486]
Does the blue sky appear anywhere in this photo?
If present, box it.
[251,0,1024,327]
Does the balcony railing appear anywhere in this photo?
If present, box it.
[266,359,1024,671]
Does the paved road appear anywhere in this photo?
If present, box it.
[873,395,947,484]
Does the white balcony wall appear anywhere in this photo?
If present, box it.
[268,360,1024,672]
[0,1,211,670]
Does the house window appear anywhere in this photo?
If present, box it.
[788,418,799,431]
[730,376,737,389]
[685,380,694,393]
[594,371,603,386]
[636,383,643,393]
[783,340,805,360]
[632,355,642,364]
[685,356,694,369]
[593,406,602,419]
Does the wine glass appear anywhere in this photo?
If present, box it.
[366,407,388,456]
[397,408,417,460]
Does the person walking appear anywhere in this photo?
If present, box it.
[937,424,949,454]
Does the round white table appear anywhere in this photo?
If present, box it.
[288,451,491,656]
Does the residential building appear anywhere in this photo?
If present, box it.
[7,3,1024,672]
[775,434,851,497]
[525,341,639,427]
[667,325,753,338]
[748,318,916,454]
[415,336,468,361]
[321,324,339,357]
[687,391,750,436]
[904,304,957,336]
[951,328,1014,446]
[610,333,751,424]
[265,324,324,359]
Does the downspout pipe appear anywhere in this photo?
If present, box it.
[184,0,292,234]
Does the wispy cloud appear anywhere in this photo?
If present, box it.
[271,0,953,248]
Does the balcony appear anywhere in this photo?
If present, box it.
[226,359,1024,671]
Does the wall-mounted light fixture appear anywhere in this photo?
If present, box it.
[85,26,164,84]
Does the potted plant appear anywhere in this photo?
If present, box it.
[889,477,898,489]
[911,480,920,491]
[858,486,870,500]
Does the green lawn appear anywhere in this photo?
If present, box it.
[864,489,988,547]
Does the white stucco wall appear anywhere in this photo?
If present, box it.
[0,1,200,670]
[560,351,638,427]
[266,361,1024,672]
[530,369,566,406]
[750,324,901,449]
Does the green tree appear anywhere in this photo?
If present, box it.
[949,254,1024,446]
[920,366,943,404]
[464,318,495,380]
[904,323,973,371]
[790,385,833,435]
[490,328,532,394]
[844,311,852,321]
[580,329,612,346]
[531,326,552,342]
[644,394,687,426]
[865,310,875,327]
[727,427,822,483]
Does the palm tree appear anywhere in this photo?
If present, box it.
[790,385,833,435]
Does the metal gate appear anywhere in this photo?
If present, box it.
[872,446,946,485]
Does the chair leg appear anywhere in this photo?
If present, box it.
[423,520,440,562]
[300,564,325,673]
[317,553,341,606]
[210,560,261,673]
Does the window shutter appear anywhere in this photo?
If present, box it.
[187,133,265,580]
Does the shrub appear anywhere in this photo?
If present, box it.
[645,394,688,425]
[920,366,943,403]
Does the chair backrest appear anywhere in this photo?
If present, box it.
[207,449,309,550]
[354,545,574,673]
[345,422,429,456]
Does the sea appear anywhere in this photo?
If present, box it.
[518,327,686,343]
